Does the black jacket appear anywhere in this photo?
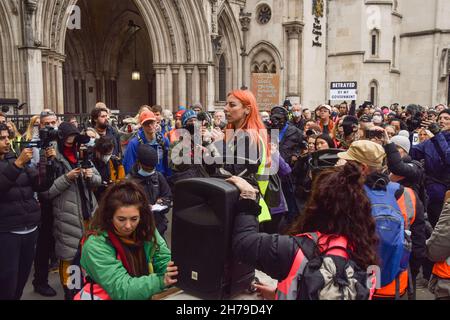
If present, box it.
[289,119,306,132]
[0,153,52,232]
[232,199,299,281]
[365,173,427,273]
[128,167,172,207]
[279,125,303,165]
[384,142,427,206]
[102,126,122,158]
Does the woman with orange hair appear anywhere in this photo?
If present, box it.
[221,89,272,223]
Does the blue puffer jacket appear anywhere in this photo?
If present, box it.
[411,131,450,202]
[122,129,171,177]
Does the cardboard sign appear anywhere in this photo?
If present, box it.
[251,73,280,110]
[330,82,358,101]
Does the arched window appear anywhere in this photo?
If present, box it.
[369,80,379,106]
[218,55,227,102]
[392,36,397,68]
[371,29,380,57]
[271,64,277,74]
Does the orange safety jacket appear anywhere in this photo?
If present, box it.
[166,129,181,144]
[433,257,450,279]
[374,187,417,298]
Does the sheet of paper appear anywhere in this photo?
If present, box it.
[152,204,168,212]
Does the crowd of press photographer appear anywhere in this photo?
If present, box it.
[0,94,449,301]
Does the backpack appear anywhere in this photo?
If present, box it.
[364,183,412,288]
[279,233,372,300]
[73,231,137,301]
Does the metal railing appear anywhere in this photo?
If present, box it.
[6,112,137,134]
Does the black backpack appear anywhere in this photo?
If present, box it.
[293,235,372,300]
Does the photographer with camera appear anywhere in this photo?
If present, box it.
[27,110,59,169]
[411,109,450,227]
[0,123,54,300]
[92,136,126,202]
[39,122,102,300]
[168,110,221,188]
[19,110,61,297]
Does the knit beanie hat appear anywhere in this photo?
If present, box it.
[391,135,411,154]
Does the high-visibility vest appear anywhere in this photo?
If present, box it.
[256,137,271,223]
[74,231,154,301]
[433,257,450,279]
[276,232,356,300]
[374,186,417,298]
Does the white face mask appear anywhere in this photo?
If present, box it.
[102,154,112,164]
[86,138,96,148]
[373,115,383,124]
[293,112,302,118]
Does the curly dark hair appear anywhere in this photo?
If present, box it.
[287,161,379,269]
[89,181,157,246]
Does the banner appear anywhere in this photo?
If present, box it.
[251,73,280,110]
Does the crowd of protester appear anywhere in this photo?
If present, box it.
[0,95,449,300]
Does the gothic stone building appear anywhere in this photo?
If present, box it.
[0,0,449,115]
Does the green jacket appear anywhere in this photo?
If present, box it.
[80,231,171,300]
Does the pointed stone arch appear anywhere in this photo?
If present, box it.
[28,0,213,112]
[0,0,23,101]
[248,41,283,74]
[217,2,242,92]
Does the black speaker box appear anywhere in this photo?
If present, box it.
[172,178,255,300]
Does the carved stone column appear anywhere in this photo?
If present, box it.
[153,64,167,107]
[96,74,103,103]
[171,65,181,110]
[239,10,252,89]
[283,21,304,97]
[22,0,44,114]
[184,64,195,106]
[74,74,80,114]
[56,59,65,113]
[198,65,209,108]
[146,73,153,106]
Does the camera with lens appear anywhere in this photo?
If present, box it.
[299,137,308,150]
[39,126,59,149]
[365,129,384,140]
[406,104,423,132]
[17,126,58,149]
[197,112,212,127]
[428,122,441,135]
[78,145,94,169]
[309,149,343,180]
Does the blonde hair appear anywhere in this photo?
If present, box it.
[7,121,21,138]
[25,116,40,141]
